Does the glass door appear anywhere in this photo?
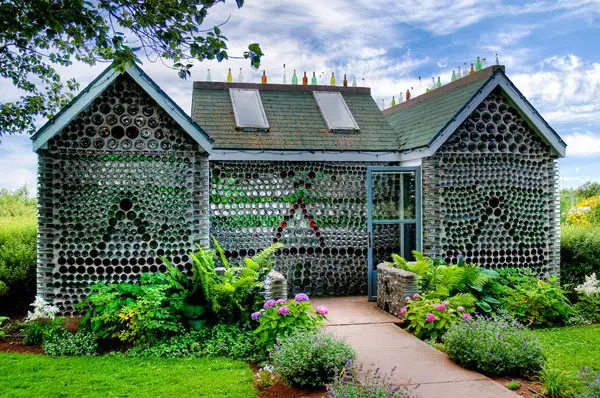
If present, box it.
[367,167,421,301]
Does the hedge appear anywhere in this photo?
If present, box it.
[561,225,600,287]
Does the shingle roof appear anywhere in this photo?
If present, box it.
[191,83,399,151]
[383,69,499,151]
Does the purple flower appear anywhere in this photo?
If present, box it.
[399,307,408,315]
[251,311,262,321]
[426,313,436,323]
[457,306,464,311]
[277,306,290,316]
[412,293,421,299]
[264,299,276,309]
[433,304,446,311]
[276,299,287,305]
[294,293,309,302]
[462,313,471,320]
[316,305,329,315]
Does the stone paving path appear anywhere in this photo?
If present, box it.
[313,296,517,398]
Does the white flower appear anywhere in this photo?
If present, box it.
[575,273,600,296]
[26,296,60,322]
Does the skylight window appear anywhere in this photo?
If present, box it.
[313,91,360,133]
[229,88,269,131]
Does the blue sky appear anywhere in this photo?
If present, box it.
[1,0,600,195]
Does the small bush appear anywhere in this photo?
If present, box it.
[22,318,66,345]
[43,330,98,356]
[495,268,572,327]
[561,225,600,287]
[505,380,520,390]
[0,215,37,315]
[253,293,327,349]
[402,294,475,341]
[0,316,8,340]
[326,362,414,398]
[578,366,600,398]
[271,330,356,388]
[537,368,574,398]
[443,313,545,377]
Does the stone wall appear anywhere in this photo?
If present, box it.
[376,263,419,317]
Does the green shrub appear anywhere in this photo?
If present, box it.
[0,215,37,315]
[270,330,356,388]
[43,330,98,356]
[443,313,545,377]
[326,362,414,398]
[253,293,327,348]
[505,380,520,390]
[402,294,475,341]
[126,325,262,362]
[0,316,8,340]
[495,268,573,327]
[573,295,600,324]
[561,225,600,287]
[22,318,66,345]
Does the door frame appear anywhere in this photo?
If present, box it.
[367,166,422,301]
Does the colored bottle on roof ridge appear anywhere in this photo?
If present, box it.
[437,76,441,88]
[391,96,396,107]
[469,63,475,75]
[352,76,357,87]
[227,68,233,83]
[262,70,267,84]
[292,70,298,85]
[343,74,348,87]
[405,89,410,101]
[302,72,308,85]
[330,72,336,86]
[311,72,317,85]
[476,56,482,71]
[206,69,212,82]
[451,70,457,82]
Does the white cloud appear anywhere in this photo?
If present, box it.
[0,135,38,196]
[563,132,600,156]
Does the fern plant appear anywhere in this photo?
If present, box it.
[390,251,500,313]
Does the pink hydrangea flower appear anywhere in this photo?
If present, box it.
[276,299,287,305]
[412,293,421,299]
[277,306,290,316]
[443,300,450,306]
[448,309,455,314]
[462,313,471,320]
[457,306,464,311]
[264,299,277,309]
[315,305,329,315]
[433,304,446,311]
[399,307,408,315]
[426,313,436,323]
[294,293,309,302]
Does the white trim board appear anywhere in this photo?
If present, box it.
[31,64,213,153]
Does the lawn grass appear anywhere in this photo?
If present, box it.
[533,324,600,390]
[0,353,256,397]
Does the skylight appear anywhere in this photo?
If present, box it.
[313,91,360,133]
[229,88,269,131]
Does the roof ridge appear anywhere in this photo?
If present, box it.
[383,65,505,115]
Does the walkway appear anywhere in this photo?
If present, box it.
[312,296,516,398]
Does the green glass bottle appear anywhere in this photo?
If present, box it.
[437,76,442,88]
[476,56,482,71]
[292,70,298,85]
[451,70,457,82]
[311,72,317,85]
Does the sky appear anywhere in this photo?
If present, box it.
[1,0,600,195]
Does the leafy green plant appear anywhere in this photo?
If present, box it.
[561,225,600,287]
[573,294,600,324]
[443,312,545,377]
[270,330,356,388]
[0,316,9,340]
[22,317,66,345]
[402,294,475,341]
[537,368,573,398]
[253,293,327,348]
[255,366,276,389]
[505,380,521,390]
[495,268,573,327]
[43,330,98,356]
[326,361,415,398]
[390,252,500,313]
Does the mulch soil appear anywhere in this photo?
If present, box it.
[0,338,44,354]
[493,377,542,397]
[251,365,327,398]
